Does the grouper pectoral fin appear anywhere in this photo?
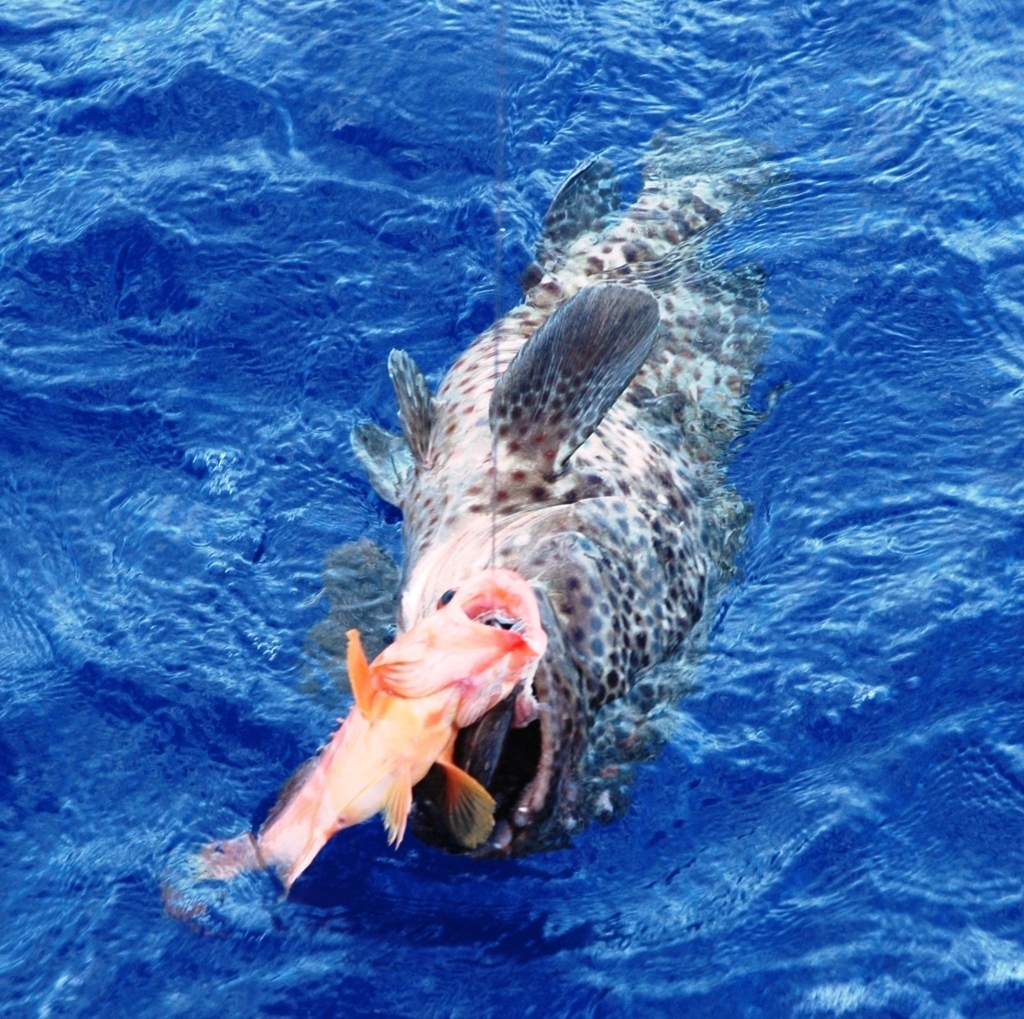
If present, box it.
[388,348,434,463]
[490,283,660,473]
[350,421,413,508]
[536,154,621,270]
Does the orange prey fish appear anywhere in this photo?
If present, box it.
[198,568,546,891]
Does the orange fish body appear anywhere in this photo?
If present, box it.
[199,568,546,890]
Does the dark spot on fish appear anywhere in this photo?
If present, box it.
[508,441,521,453]
[607,669,620,689]
[571,626,586,643]
[530,486,548,502]
[590,638,605,657]
[581,595,594,610]
[567,577,580,591]
[468,504,484,513]
[511,469,526,482]
[496,490,509,502]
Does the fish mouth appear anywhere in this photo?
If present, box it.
[410,590,583,857]
[410,695,552,857]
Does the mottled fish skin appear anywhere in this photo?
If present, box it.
[354,132,776,855]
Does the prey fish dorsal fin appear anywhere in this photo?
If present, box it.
[490,284,660,473]
[437,758,496,849]
[388,349,434,463]
[382,770,413,847]
[537,155,621,269]
[350,421,413,509]
[346,628,375,718]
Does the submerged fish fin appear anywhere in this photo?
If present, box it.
[437,758,496,849]
[537,155,621,269]
[490,284,660,472]
[195,831,262,882]
[346,629,375,718]
[388,349,434,463]
[382,771,413,846]
[305,538,398,696]
[350,421,413,508]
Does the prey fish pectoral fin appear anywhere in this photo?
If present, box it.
[437,752,496,849]
[490,283,660,474]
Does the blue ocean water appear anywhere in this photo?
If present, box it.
[2,0,1024,1015]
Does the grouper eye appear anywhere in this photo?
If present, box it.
[437,589,456,608]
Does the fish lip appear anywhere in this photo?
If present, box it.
[475,616,583,857]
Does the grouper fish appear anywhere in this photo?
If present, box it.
[199,133,774,886]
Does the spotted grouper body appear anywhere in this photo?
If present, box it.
[353,133,775,854]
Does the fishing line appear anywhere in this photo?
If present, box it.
[489,0,507,569]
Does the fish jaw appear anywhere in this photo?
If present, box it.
[256,687,459,890]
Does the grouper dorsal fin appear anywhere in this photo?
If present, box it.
[490,283,660,473]
[350,421,413,509]
[388,349,434,463]
[537,155,621,268]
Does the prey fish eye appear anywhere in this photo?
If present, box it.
[438,589,456,608]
